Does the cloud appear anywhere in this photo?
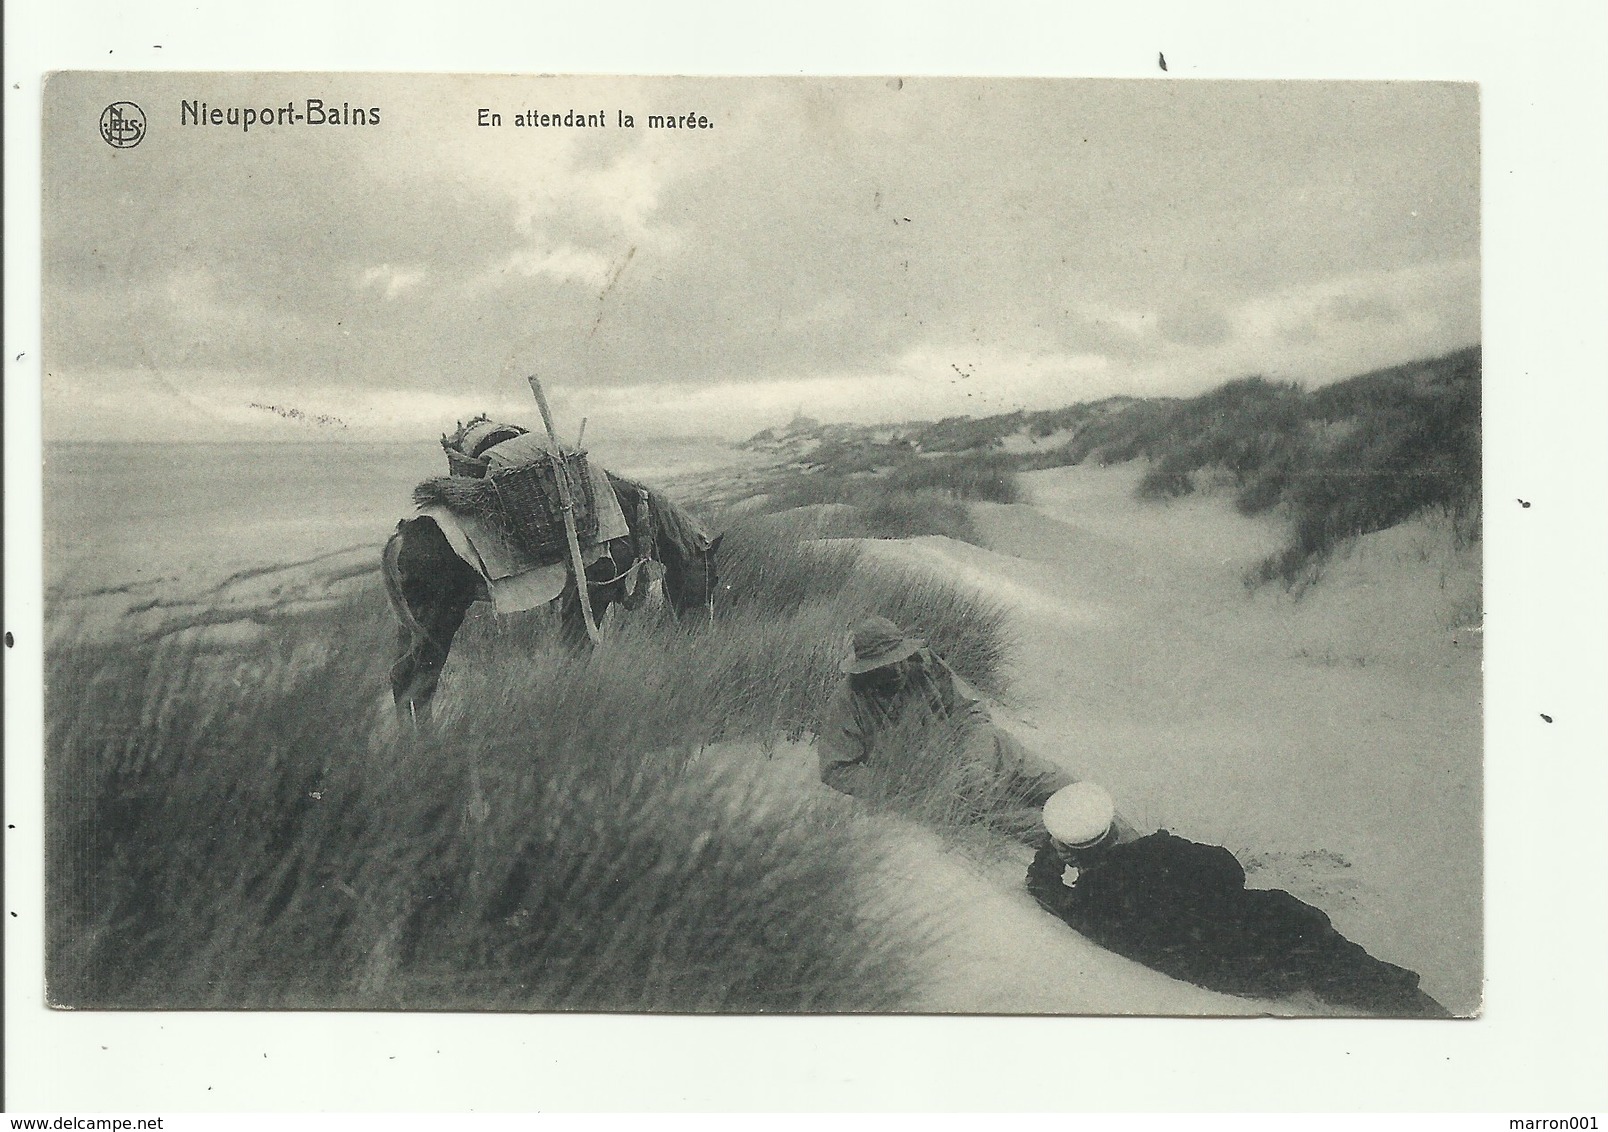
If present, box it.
[1323,292,1404,325]
[496,244,618,289]
[358,264,427,299]
[1152,257,1480,389]
[50,244,1477,447]
[43,75,1480,440]
[1158,299,1235,348]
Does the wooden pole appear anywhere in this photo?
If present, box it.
[527,375,602,646]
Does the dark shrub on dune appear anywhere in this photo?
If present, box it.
[852,491,982,543]
[909,411,1024,453]
[754,478,986,545]
[749,437,1023,546]
[1050,398,1180,467]
[1253,350,1481,585]
[1136,454,1196,500]
[887,450,1022,505]
[1025,349,1480,586]
[802,437,904,476]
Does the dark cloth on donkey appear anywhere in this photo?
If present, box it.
[1025,830,1449,1017]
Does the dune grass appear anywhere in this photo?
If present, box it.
[834,708,1051,850]
[886,451,1021,504]
[905,412,1026,454]
[1031,349,1482,587]
[749,445,1023,547]
[1247,357,1482,587]
[47,590,926,1011]
[756,474,985,545]
[454,510,1012,726]
[47,509,1013,1011]
[738,347,1478,591]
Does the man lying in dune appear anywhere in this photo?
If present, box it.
[817,615,1075,838]
[1027,783,1450,1017]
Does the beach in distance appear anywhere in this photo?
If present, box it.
[44,433,752,597]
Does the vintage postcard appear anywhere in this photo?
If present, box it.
[40,72,1481,1022]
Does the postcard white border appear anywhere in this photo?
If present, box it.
[7,0,1608,1114]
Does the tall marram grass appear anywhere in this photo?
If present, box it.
[886,451,1021,505]
[456,511,1012,729]
[840,708,1053,850]
[754,448,1022,546]
[711,513,1010,695]
[743,347,1479,590]
[1032,349,1483,587]
[48,593,922,1010]
[48,511,1010,1010]
[756,475,985,545]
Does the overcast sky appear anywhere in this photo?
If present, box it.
[44,74,1478,443]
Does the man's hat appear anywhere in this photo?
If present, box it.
[1043,782,1116,849]
[840,616,925,674]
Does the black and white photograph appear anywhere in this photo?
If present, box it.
[10,5,1608,1109]
[39,71,1484,1020]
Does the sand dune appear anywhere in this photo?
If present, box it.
[841,463,1481,1015]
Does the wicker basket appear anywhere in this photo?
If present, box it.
[485,453,600,564]
[444,447,490,478]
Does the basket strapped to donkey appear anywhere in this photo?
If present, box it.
[484,453,601,564]
[424,417,602,568]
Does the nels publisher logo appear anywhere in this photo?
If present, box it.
[99,101,147,148]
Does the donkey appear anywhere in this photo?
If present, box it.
[381,470,722,724]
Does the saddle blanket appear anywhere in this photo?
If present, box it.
[414,506,603,613]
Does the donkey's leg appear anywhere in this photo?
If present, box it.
[557,573,607,649]
[557,539,630,648]
[556,585,590,650]
[390,586,475,726]
[388,519,480,725]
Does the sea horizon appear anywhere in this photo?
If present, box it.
[44,436,756,596]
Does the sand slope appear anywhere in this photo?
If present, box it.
[700,737,1310,1016]
[846,464,1482,1015]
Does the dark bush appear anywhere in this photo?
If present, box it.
[1029,350,1481,586]
[910,412,1024,453]
[887,451,1021,504]
[1137,454,1196,500]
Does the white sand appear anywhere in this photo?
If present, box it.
[847,464,1482,1015]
